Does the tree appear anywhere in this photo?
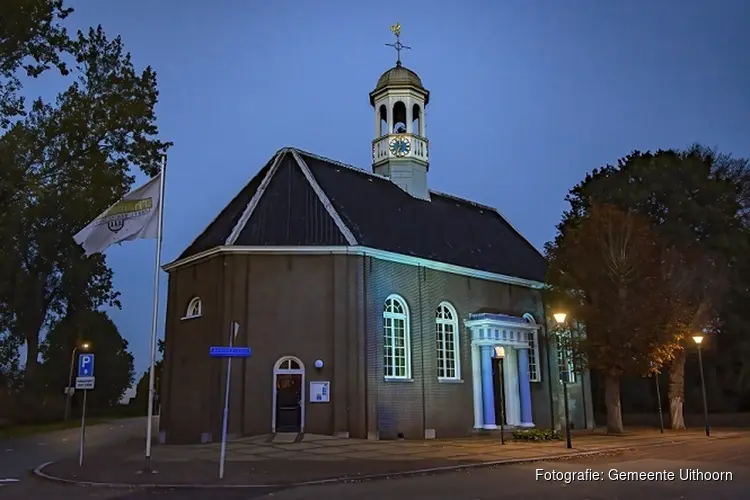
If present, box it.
[545,203,684,433]
[0,25,170,388]
[41,309,134,409]
[555,147,749,428]
[133,339,164,411]
[719,258,750,410]
[1,0,74,127]
[1,1,73,383]
[0,332,23,405]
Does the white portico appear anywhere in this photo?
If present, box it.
[465,313,540,429]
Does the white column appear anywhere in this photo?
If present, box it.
[387,98,394,133]
[504,347,521,426]
[374,102,380,137]
[406,97,413,133]
[471,343,483,429]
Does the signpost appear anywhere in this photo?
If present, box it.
[76,353,95,466]
[209,321,251,480]
[650,361,665,434]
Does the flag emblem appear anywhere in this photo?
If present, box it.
[96,198,154,233]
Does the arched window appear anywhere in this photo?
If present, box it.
[184,297,202,319]
[392,101,407,134]
[436,302,460,380]
[383,294,411,379]
[379,105,388,136]
[523,313,541,382]
[557,330,576,384]
[275,356,303,371]
[412,104,422,136]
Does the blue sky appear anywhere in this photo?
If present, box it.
[21,0,750,390]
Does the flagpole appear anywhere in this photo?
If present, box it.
[144,155,167,472]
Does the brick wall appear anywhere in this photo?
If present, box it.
[161,253,365,443]
[363,256,559,439]
[161,250,593,443]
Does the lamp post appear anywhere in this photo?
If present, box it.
[64,343,90,421]
[692,334,710,437]
[553,312,572,449]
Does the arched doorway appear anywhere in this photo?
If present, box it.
[272,356,305,433]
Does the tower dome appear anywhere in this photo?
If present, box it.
[370,64,429,105]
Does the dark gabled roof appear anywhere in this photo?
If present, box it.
[234,153,349,247]
[177,155,276,258]
[175,147,547,282]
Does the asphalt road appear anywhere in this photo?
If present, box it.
[2,431,748,499]
[275,437,750,500]
[0,417,148,491]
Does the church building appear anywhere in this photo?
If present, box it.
[159,28,594,444]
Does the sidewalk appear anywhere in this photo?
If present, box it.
[34,428,746,488]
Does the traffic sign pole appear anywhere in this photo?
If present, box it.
[76,352,94,467]
[79,389,87,466]
[206,323,249,481]
[219,321,240,480]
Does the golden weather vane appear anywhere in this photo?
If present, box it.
[385,23,410,66]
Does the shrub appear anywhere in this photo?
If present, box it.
[512,428,561,441]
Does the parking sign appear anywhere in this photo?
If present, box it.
[78,353,95,377]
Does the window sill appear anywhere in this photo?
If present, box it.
[181,314,202,321]
[438,378,464,384]
[384,377,414,383]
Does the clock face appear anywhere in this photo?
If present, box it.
[389,136,411,157]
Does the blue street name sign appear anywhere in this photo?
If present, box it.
[78,353,95,377]
[209,346,251,358]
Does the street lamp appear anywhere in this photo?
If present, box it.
[692,334,710,437]
[64,342,90,421]
[554,312,572,449]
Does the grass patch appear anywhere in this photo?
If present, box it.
[0,418,110,440]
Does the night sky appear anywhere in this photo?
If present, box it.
[20,0,750,396]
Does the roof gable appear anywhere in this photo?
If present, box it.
[234,152,350,246]
[177,155,276,259]
[173,147,547,282]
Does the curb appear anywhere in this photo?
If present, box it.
[32,434,740,490]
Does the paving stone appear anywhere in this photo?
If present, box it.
[36,430,748,487]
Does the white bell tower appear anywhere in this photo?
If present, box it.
[369,24,430,201]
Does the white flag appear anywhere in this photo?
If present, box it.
[74,173,162,256]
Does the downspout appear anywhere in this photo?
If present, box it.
[344,253,351,433]
[240,260,250,436]
[540,294,556,430]
[163,275,174,441]
[545,322,555,429]
[418,265,426,437]
[331,253,336,434]
[363,256,371,437]
[212,256,227,439]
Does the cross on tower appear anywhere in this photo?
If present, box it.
[385,23,410,66]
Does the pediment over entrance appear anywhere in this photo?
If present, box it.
[464,313,540,347]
